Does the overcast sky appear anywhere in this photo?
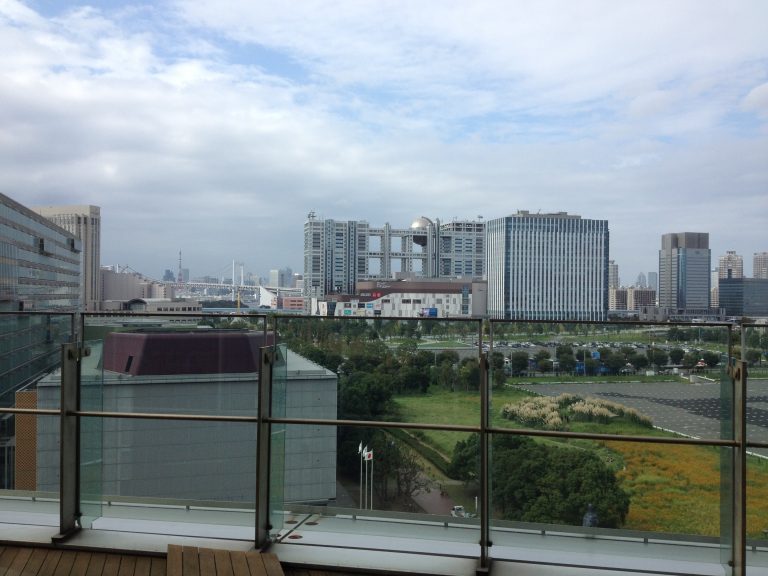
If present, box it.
[2,0,767,283]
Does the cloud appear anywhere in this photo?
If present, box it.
[0,0,766,281]
[743,82,768,118]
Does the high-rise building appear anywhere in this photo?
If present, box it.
[711,268,720,308]
[635,272,647,288]
[0,193,81,487]
[608,260,619,289]
[719,278,768,317]
[718,251,744,280]
[32,205,101,311]
[303,213,485,298]
[647,271,658,292]
[1,194,81,314]
[486,211,609,321]
[754,252,768,279]
[658,232,710,310]
[269,267,293,288]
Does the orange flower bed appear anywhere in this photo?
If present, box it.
[604,441,768,537]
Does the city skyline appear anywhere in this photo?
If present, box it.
[1,1,766,281]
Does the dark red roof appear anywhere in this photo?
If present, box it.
[103,331,275,375]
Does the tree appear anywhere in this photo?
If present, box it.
[629,353,649,371]
[648,348,668,369]
[509,352,529,375]
[603,352,626,375]
[701,351,721,367]
[669,348,685,365]
[449,434,629,527]
[436,350,460,366]
[557,354,576,374]
[746,349,762,366]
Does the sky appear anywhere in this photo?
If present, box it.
[1,0,767,284]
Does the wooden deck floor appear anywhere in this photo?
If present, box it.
[0,547,355,576]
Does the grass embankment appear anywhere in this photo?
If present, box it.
[394,387,768,537]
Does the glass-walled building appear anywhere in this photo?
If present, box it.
[0,192,79,487]
[486,211,609,321]
[0,193,81,313]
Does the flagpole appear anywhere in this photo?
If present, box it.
[358,442,363,510]
[364,457,368,510]
[370,455,374,510]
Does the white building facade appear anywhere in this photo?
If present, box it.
[32,204,101,311]
[486,211,609,321]
[303,213,485,299]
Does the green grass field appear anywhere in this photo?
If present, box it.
[394,386,768,537]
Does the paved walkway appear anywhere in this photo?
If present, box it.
[511,378,768,456]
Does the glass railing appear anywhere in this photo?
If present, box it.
[0,312,762,575]
[745,323,768,571]
[0,312,73,536]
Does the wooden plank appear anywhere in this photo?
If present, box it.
[21,549,49,576]
[84,554,106,576]
[102,554,122,576]
[243,553,265,576]
[52,551,77,576]
[0,547,19,576]
[149,558,166,576]
[228,553,248,576]
[117,556,135,576]
[196,550,214,576]
[68,552,92,576]
[6,547,34,576]
[181,549,198,576]
[133,557,151,576]
[258,555,283,576]
[211,550,232,576]
[166,547,182,576]
[38,550,63,576]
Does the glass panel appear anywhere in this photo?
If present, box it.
[720,352,734,570]
[273,316,482,426]
[78,312,266,537]
[75,416,255,539]
[0,413,60,530]
[272,425,480,557]
[270,343,287,538]
[81,313,266,415]
[490,433,726,572]
[0,312,71,533]
[490,321,733,441]
[745,324,768,571]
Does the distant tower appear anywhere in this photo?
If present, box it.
[658,232,710,309]
[754,252,768,279]
[647,271,658,292]
[635,272,647,288]
[608,261,619,289]
[718,251,743,280]
[177,251,183,283]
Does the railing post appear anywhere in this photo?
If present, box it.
[54,343,83,542]
[729,359,747,576]
[478,349,491,575]
[256,347,274,549]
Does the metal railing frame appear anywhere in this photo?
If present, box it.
[0,313,760,576]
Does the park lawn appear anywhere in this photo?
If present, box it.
[394,388,534,458]
[396,385,768,536]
